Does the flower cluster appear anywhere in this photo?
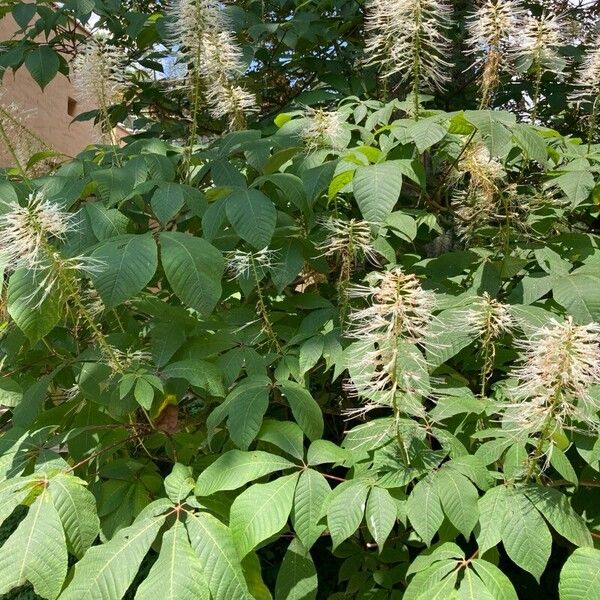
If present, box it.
[0,99,51,175]
[519,13,565,75]
[466,0,526,105]
[318,218,376,263]
[572,35,600,102]
[225,248,276,280]
[466,292,514,340]
[0,193,101,307]
[301,109,347,152]
[452,144,503,239]
[507,317,600,435]
[346,268,435,414]
[72,38,127,140]
[169,0,255,129]
[364,0,453,92]
[0,192,71,271]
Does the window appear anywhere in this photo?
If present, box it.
[67,97,77,116]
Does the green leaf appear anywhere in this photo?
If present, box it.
[501,490,551,581]
[458,568,494,600]
[404,561,459,600]
[407,477,444,546]
[48,474,100,559]
[298,336,324,376]
[524,485,592,548]
[0,490,67,600]
[275,539,318,600]
[25,46,59,89]
[85,204,128,241]
[476,485,509,555]
[257,420,304,460]
[307,440,349,466]
[426,308,479,368]
[552,272,600,324]
[195,450,295,497]
[513,124,547,164]
[162,359,225,397]
[60,505,167,599]
[135,520,210,600]
[160,232,224,315]
[278,381,324,441]
[409,120,448,153]
[7,268,63,343]
[134,377,154,409]
[185,511,252,600]
[151,183,186,224]
[366,486,397,551]
[230,473,299,557]
[327,480,369,549]
[553,170,595,207]
[464,111,515,157]
[0,377,22,407]
[353,161,403,224]
[225,189,277,249]
[207,376,271,449]
[91,234,158,308]
[291,468,331,550]
[434,469,479,539]
[559,547,600,600]
[164,464,194,503]
[471,560,518,600]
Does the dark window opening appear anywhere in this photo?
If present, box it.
[67,97,77,116]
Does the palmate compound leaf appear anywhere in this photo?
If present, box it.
[59,500,170,600]
[135,518,210,600]
[230,473,299,558]
[0,487,68,600]
[195,449,296,497]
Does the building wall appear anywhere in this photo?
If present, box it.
[0,15,102,167]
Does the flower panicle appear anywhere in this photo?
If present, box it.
[0,192,72,271]
[518,12,566,75]
[72,38,127,109]
[345,268,435,411]
[301,109,346,152]
[364,0,454,91]
[506,317,600,435]
[466,0,526,57]
[317,217,377,262]
[466,0,526,104]
[168,0,255,129]
[465,292,515,339]
[572,35,600,101]
[225,248,277,280]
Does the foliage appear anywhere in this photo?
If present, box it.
[1,1,600,599]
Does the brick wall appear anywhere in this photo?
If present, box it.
[0,15,104,167]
